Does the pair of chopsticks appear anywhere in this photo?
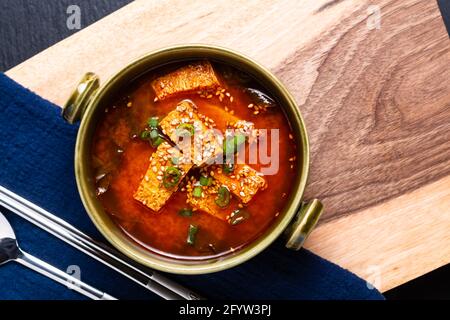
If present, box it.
[0,185,203,300]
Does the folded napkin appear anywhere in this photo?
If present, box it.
[438,0,450,36]
[0,74,383,300]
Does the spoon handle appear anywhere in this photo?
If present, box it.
[0,185,202,300]
[16,250,116,300]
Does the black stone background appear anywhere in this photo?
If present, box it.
[0,0,449,300]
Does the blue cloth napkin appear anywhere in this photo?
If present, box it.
[0,73,383,300]
[438,0,450,36]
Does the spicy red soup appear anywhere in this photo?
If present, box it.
[91,60,298,260]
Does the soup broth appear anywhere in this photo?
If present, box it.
[91,60,298,260]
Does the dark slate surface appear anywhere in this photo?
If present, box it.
[0,0,449,300]
[0,0,132,71]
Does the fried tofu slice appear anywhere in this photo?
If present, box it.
[134,142,192,211]
[159,100,223,166]
[151,61,221,100]
[212,165,266,203]
[186,185,229,221]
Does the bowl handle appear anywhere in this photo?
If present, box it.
[285,199,324,250]
[62,73,100,124]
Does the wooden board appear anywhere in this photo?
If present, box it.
[6,0,450,292]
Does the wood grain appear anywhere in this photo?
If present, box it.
[5,0,450,292]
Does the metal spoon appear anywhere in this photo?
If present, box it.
[0,211,116,300]
[0,185,202,300]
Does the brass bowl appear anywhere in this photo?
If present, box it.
[63,45,323,274]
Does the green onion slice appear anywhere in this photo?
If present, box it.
[223,162,235,174]
[224,133,246,155]
[149,129,159,140]
[199,175,212,186]
[186,224,198,246]
[151,136,164,147]
[176,123,195,137]
[178,208,193,217]
[163,166,181,189]
[193,186,202,198]
[140,130,151,140]
[215,186,230,208]
[147,117,159,128]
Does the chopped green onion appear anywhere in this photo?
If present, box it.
[193,186,202,198]
[171,157,179,165]
[229,209,250,225]
[186,224,198,246]
[223,162,235,174]
[149,129,159,140]
[215,186,230,208]
[140,130,152,140]
[147,117,159,128]
[224,133,246,155]
[176,123,195,137]
[234,133,246,149]
[199,175,212,186]
[141,128,163,147]
[178,208,193,217]
[151,136,164,147]
[163,166,181,189]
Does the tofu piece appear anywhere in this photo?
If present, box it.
[159,100,223,166]
[212,165,266,203]
[186,185,229,221]
[151,61,221,100]
[134,142,192,211]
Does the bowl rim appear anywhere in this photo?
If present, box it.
[75,44,310,274]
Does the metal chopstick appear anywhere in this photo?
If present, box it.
[0,185,203,300]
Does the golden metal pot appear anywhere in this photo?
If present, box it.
[63,45,323,274]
